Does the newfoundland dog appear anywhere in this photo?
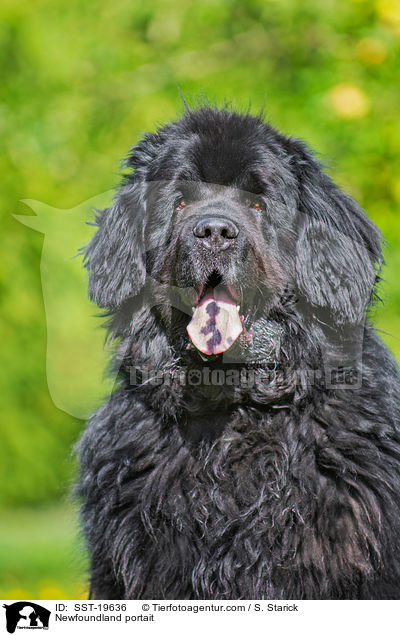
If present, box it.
[77,106,400,599]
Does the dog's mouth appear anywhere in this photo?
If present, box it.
[187,270,243,355]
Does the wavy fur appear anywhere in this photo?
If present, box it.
[77,107,400,599]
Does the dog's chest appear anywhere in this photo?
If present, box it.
[156,412,309,546]
[142,410,378,593]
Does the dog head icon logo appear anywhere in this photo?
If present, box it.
[3,602,50,633]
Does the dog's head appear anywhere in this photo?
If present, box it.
[84,108,382,363]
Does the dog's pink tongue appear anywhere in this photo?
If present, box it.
[187,288,243,355]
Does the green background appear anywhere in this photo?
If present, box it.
[1,0,399,599]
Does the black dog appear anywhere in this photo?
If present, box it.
[77,106,400,599]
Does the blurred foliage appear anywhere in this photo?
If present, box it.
[0,0,400,596]
[0,504,88,599]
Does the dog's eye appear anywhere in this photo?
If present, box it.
[174,198,187,212]
[245,197,266,212]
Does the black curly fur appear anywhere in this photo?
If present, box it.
[77,106,400,599]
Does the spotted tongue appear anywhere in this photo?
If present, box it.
[187,288,243,355]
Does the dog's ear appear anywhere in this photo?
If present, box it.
[84,184,146,308]
[288,139,383,324]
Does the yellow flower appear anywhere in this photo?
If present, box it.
[3,588,32,600]
[74,584,90,600]
[356,37,387,64]
[327,83,370,118]
[38,582,67,599]
[375,0,400,32]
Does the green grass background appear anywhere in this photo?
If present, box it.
[1,0,399,599]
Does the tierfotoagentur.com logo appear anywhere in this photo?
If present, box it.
[129,365,361,389]
[2,602,51,634]
[13,185,371,422]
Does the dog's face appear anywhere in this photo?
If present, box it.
[147,160,295,357]
[85,108,382,364]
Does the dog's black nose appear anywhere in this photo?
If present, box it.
[193,217,239,250]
